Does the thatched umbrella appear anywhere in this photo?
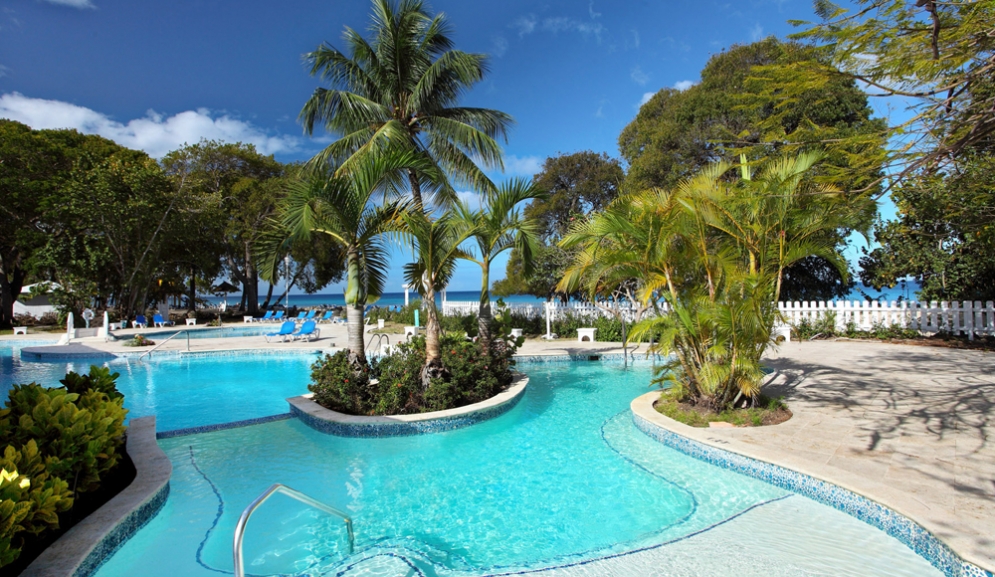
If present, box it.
[212,281,239,321]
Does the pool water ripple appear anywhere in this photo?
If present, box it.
[79,360,945,577]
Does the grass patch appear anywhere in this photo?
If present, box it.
[655,396,792,428]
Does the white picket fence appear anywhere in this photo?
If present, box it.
[778,300,995,339]
[443,299,995,340]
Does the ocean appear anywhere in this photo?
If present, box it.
[206,282,922,309]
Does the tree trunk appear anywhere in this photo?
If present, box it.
[421,287,447,388]
[477,260,492,353]
[407,169,424,210]
[243,243,259,314]
[0,252,26,329]
[261,282,274,309]
[346,301,367,363]
[187,270,196,312]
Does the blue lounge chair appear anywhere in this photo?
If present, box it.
[134,315,148,329]
[304,310,316,320]
[152,314,174,328]
[265,321,296,342]
[271,311,285,322]
[251,311,274,323]
[294,311,307,321]
[292,320,319,341]
[319,311,334,323]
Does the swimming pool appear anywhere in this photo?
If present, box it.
[0,341,317,431]
[138,325,278,340]
[87,361,941,577]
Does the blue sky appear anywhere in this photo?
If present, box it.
[0,0,893,295]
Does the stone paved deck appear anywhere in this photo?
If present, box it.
[738,340,995,572]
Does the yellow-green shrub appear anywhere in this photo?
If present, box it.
[0,384,127,494]
[0,442,74,566]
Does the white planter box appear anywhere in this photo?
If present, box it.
[577,327,597,342]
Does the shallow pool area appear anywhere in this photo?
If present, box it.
[0,341,317,431]
[84,361,943,577]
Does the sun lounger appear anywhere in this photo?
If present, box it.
[152,314,174,328]
[134,315,148,329]
[270,311,285,322]
[265,321,296,342]
[293,311,307,321]
[304,310,316,321]
[249,311,274,323]
[318,311,334,323]
[292,320,319,341]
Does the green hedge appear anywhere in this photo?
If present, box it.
[0,366,128,568]
[309,334,519,416]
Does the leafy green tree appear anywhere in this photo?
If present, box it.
[565,153,863,409]
[860,152,995,301]
[0,121,120,328]
[39,149,185,318]
[400,210,475,386]
[259,151,438,365]
[161,141,285,314]
[618,38,884,300]
[300,0,513,208]
[455,179,545,350]
[493,151,623,300]
[795,0,995,178]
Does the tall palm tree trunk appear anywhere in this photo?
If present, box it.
[421,286,447,388]
[346,302,367,366]
[407,169,424,210]
[477,261,492,352]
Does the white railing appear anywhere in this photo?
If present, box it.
[778,300,995,339]
[443,299,995,340]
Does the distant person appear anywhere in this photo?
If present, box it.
[82,307,94,329]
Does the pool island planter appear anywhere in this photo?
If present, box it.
[21,416,171,577]
[288,374,528,437]
[631,392,994,577]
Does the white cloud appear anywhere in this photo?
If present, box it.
[588,1,601,19]
[492,35,508,58]
[40,0,95,8]
[456,190,483,210]
[674,80,695,91]
[512,13,606,43]
[512,15,537,37]
[639,92,655,106]
[631,65,649,86]
[0,65,8,79]
[504,154,543,177]
[0,92,298,158]
[750,23,764,41]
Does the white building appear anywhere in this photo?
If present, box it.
[13,283,60,319]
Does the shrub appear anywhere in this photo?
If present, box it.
[12,314,36,327]
[0,385,127,495]
[0,442,75,567]
[309,334,519,416]
[308,351,373,415]
[59,366,124,400]
[37,312,60,326]
[122,335,155,347]
[0,367,126,569]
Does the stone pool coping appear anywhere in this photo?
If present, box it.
[288,373,528,437]
[21,416,171,577]
[631,392,994,577]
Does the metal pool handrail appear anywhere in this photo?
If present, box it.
[233,483,354,577]
[366,333,389,354]
[138,329,190,360]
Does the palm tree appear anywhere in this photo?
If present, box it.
[300,0,513,209]
[455,179,545,351]
[258,151,440,366]
[400,210,475,386]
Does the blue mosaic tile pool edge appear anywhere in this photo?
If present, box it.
[74,482,170,577]
[632,411,994,577]
[291,384,527,438]
[155,412,294,439]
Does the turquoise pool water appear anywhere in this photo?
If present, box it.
[89,361,942,577]
[0,341,316,431]
[139,325,279,340]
